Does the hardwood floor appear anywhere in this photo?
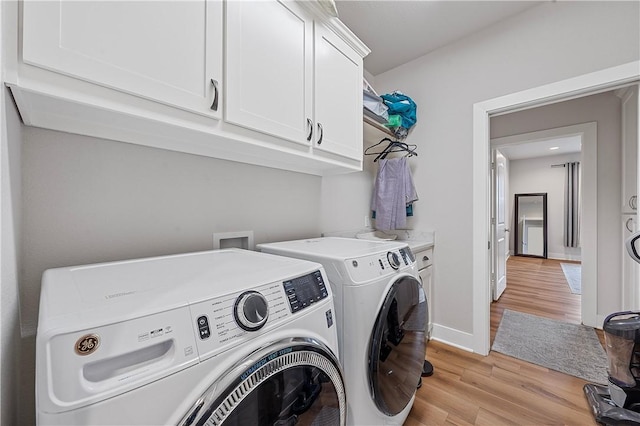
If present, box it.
[406,256,601,425]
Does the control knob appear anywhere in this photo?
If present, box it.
[234,291,269,331]
[387,251,400,270]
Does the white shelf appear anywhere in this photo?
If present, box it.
[363,114,395,138]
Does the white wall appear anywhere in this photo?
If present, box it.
[509,153,582,260]
[1,89,22,425]
[492,91,622,316]
[14,125,324,424]
[321,123,402,233]
[323,1,639,345]
[21,128,324,334]
[1,6,22,424]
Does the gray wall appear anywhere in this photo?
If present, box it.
[508,152,582,260]
[20,128,323,335]
[1,88,22,426]
[15,122,323,424]
[324,1,640,340]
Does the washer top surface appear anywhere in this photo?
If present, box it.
[39,249,323,330]
[258,237,407,260]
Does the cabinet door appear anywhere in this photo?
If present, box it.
[622,215,640,310]
[418,266,433,338]
[225,0,312,145]
[22,0,222,118]
[314,24,363,160]
[622,85,639,212]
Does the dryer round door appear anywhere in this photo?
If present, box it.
[179,337,346,426]
[368,275,427,415]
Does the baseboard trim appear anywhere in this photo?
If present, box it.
[430,323,474,353]
[594,314,606,330]
[548,252,582,261]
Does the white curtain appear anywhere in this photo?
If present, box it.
[564,161,581,248]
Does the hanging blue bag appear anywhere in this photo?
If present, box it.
[381,91,417,130]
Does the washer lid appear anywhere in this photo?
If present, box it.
[258,237,407,260]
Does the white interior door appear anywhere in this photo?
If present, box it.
[631,84,640,309]
[637,84,640,310]
[492,149,507,300]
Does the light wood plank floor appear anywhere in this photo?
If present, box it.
[406,256,600,425]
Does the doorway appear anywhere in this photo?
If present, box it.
[490,125,590,316]
[471,61,640,356]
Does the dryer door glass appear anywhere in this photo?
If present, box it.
[368,275,427,415]
[179,338,346,426]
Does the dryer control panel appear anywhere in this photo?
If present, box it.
[344,247,416,283]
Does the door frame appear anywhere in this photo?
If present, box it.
[472,60,640,356]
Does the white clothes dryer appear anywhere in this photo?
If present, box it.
[36,249,345,426]
[258,237,427,426]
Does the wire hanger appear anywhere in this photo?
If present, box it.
[364,137,418,162]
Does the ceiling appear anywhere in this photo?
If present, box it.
[335,0,545,76]
[495,135,582,160]
[335,0,583,160]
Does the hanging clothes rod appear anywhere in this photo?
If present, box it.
[551,164,566,168]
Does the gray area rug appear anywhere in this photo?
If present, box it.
[561,262,581,294]
[492,310,608,384]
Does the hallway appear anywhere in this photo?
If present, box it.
[491,256,582,344]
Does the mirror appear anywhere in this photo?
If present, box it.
[514,193,547,258]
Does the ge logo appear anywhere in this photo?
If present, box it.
[75,334,100,356]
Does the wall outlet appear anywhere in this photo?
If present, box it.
[364,215,371,228]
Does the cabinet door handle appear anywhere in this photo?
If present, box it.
[306,118,313,141]
[422,256,429,261]
[210,79,219,111]
[631,195,637,210]
[317,122,323,145]
[627,217,634,233]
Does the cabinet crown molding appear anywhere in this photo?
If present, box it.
[297,1,371,58]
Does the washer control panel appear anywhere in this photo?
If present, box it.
[190,269,329,360]
[346,247,416,283]
[234,291,269,331]
[283,270,328,313]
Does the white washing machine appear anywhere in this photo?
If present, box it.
[258,237,427,426]
[36,249,346,425]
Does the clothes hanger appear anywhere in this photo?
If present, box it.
[365,138,418,162]
[364,138,394,156]
[377,140,418,161]
[364,138,395,162]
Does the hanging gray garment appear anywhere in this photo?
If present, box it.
[565,161,580,247]
[371,157,418,230]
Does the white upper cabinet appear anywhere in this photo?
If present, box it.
[8,0,369,175]
[226,1,364,161]
[621,85,640,213]
[313,23,362,160]
[22,0,223,119]
[225,1,312,145]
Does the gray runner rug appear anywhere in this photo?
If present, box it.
[560,262,581,294]
[492,309,608,384]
